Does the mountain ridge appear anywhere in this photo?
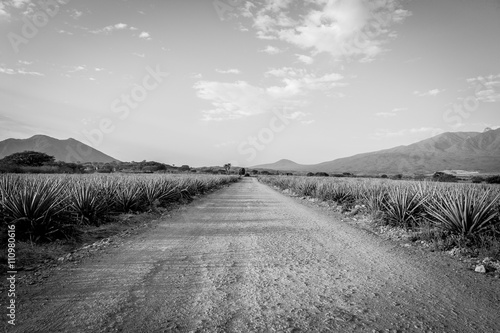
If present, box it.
[251,129,500,174]
[0,135,119,163]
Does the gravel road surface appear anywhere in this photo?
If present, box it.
[6,178,500,332]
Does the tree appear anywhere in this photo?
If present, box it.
[432,172,457,183]
[239,168,246,176]
[223,163,231,174]
[1,151,54,166]
[485,175,500,184]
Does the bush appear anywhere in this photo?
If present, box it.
[428,188,499,236]
[471,176,484,184]
[432,172,457,183]
[315,172,329,177]
[485,175,500,184]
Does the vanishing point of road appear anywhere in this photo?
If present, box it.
[8,178,500,332]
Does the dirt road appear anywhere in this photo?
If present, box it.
[6,178,500,332]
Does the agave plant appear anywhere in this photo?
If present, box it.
[298,180,317,197]
[1,177,66,241]
[361,186,388,214]
[113,181,144,213]
[427,187,500,236]
[379,185,427,229]
[67,181,108,225]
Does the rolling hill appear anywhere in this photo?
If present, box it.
[0,135,119,163]
[251,128,500,174]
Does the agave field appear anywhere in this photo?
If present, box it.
[260,176,500,252]
[0,173,239,242]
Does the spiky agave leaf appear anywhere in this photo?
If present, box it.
[1,177,66,241]
[428,187,500,236]
[379,185,427,229]
[68,181,108,225]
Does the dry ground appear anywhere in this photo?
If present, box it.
[4,178,500,332]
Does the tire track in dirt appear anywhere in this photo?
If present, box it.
[6,178,500,332]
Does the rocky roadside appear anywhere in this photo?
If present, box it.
[0,197,197,291]
[275,186,500,280]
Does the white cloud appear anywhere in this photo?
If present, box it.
[467,74,500,103]
[69,65,86,72]
[194,67,345,121]
[240,0,411,62]
[194,80,271,121]
[375,112,396,117]
[139,31,151,40]
[260,45,283,54]
[413,89,444,97]
[216,68,241,74]
[133,53,145,58]
[58,29,74,35]
[296,54,314,65]
[70,9,83,20]
[92,23,135,34]
[10,0,30,9]
[375,107,407,117]
[0,65,44,76]
[0,2,10,18]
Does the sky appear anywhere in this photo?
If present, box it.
[0,0,499,167]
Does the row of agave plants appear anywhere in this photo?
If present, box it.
[0,174,239,242]
[259,176,500,240]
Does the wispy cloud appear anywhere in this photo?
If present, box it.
[296,54,314,65]
[375,107,407,117]
[239,0,411,62]
[0,63,44,76]
[413,89,444,97]
[139,31,151,40]
[0,2,9,18]
[68,65,86,73]
[216,68,241,74]
[194,80,271,121]
[70,9,83,20]
[466,74,500,103]
[260,45,283,54]
[195,67,344,121]
[92,23,138,34]
[10,0,30,8]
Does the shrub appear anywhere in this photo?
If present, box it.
[427,188,500,236]
[485,175,500,184]
[1,177,66,241]
[381,186,427,229]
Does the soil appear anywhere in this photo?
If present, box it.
[3,178,500,332]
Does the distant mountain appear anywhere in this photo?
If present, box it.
[0,135,120,163]
[251,128,500,174]
[251,159,313,171]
